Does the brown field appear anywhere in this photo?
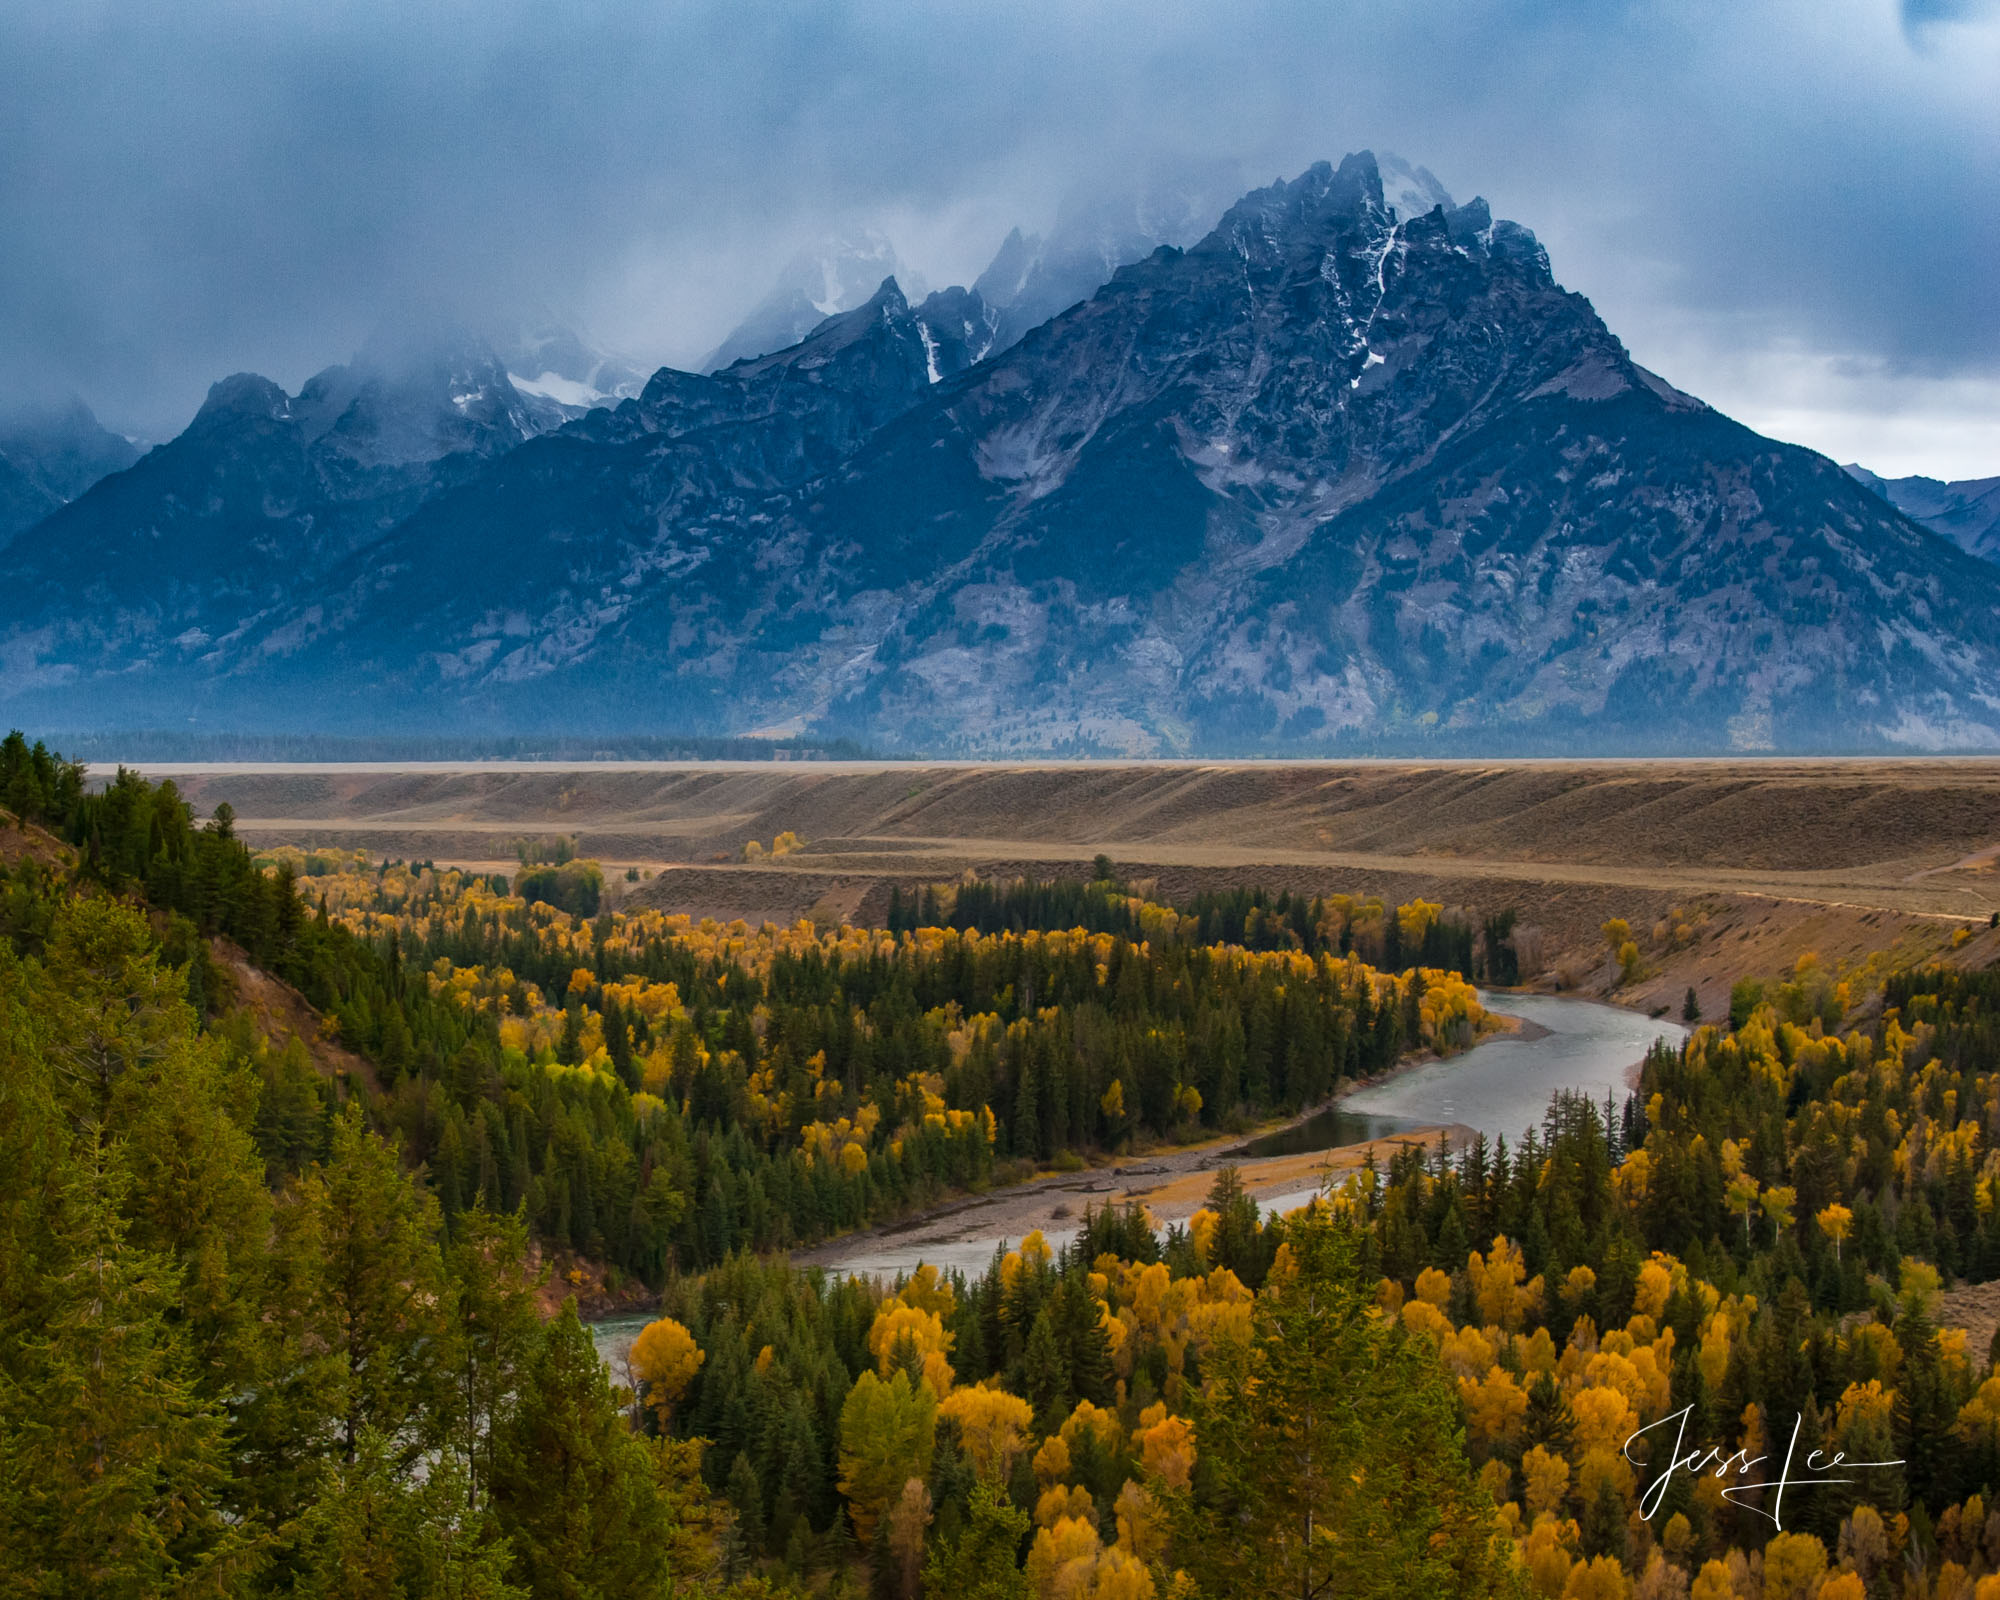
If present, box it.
[126,759,2000,1003]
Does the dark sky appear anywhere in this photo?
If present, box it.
[4,0,1996,476]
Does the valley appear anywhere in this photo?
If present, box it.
[139,757,2000,1010]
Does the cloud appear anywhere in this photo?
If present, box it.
[0,0,1994,474]
[1903,0,2000,26]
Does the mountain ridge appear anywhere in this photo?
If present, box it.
[1846,463,2000,565]
[6,151,1999,755]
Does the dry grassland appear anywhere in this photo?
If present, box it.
[127,759,2000,1002]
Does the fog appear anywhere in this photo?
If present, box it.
[3,0,1995,475]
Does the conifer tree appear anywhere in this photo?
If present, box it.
[1021,1306,1069,1430]
[445,1205,543,1512]
[1051,1271,1114,1407]
[1164,1203,1518,1599]
[488,1302,675,1598]
[0,1143,255,1598]
[921,1480,1029,1600]
[282,1103,452,1468]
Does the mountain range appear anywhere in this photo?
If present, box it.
[0,400,140,548]
[6,151,2000,755]
[1846,464,2000,566]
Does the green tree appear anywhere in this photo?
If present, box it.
[280,1104,452,1469]
[837,1368,937,1547]
[488,1302,674,1599]
[0,1144,257,1599]
[921,1480,1029,1600]
[1164,1202,1520,1600]
[446,1205,544,1512]
[289,1432,522,1600]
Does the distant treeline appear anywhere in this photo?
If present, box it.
[52,729,879,763]
[887,871,1520,983]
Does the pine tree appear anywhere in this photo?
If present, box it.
[289,1431,521,1600]
[1164,1204,1514,1599]
[921,1480,1029,1600]
[446,1205,543,1513]
[1021,1306,1069,1431]
[1051,1271,1114,1407]
[488,1302,674,1598]
[0,1143,255,1598]
[282,1103,452,1470]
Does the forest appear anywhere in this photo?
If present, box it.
[12,751,1486,1287]
[6,729,2000,1600]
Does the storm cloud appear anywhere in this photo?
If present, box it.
[3,0,1995,475]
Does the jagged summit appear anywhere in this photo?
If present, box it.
[703,229,913,372]
[1848,464,2000,564]
[0,396,141,547]
[5,154,1998,754]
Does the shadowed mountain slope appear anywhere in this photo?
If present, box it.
[6,153,1999,754]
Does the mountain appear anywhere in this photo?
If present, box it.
[0,327,564,700]
[502,316,649,418]
[1846,464,2000,564]
[7,151,2000,753]
[0,399,140,546]
[972,160,1248,356]
[703,229,911,371]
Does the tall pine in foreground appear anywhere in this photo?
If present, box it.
[488,1303,679,1599]
[0,1144,256,1599]
[1165,1202,1523,1600]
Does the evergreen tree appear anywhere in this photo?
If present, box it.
[280,1104,453,1469]
[920,1481,1028,1600]
[488,1303,675,1599]
[446,1205,544,1512]
[1021,1307,1069,1430]
[0,1144,256,1598]
[1164,1204,1515,1600]
[1051,1271,1114,1407]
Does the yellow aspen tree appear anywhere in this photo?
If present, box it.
[628,1316,704,1428]
[937,1384,1033,1482]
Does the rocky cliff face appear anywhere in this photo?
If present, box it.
[0,329,557,703]
[7,153,2000,753]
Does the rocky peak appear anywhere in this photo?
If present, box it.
[703,228,913,371]
[0,396,142,545]
[191,372,294,431]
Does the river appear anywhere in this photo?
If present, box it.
[590,990,1685,1366]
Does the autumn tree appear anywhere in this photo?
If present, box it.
[938,1385,1035,1482]
[629,1315,705,1428]
[838,1368,937,1546]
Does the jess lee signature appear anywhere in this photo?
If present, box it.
[1624,1406,1904,1531]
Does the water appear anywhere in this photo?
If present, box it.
[592,1313,652,1373]
[589,990,1685,1367]
[1226,1107,1416,1159]
[1337,989,1685,1147]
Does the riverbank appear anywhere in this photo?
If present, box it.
[793,989,1681,1282]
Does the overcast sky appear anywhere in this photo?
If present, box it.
[3,0,1996,477]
